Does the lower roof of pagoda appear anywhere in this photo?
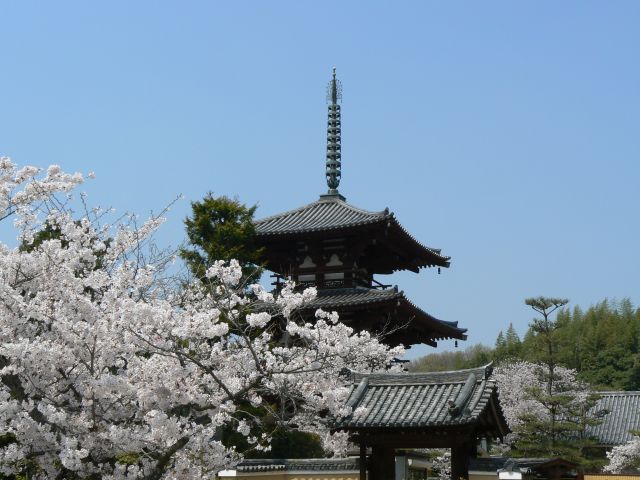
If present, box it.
[255,195,450,272]
[293,287,467,347]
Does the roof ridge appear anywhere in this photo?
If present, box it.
[335,366,509,433]
[596,390,640,395]
[317,196,389,216]
[354,363,493,380]
[255,197,388,225]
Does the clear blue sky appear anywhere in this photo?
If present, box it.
[1,1,639,359]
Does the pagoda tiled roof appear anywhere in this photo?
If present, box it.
[334,364,509,437]
[586,391,640,446]
[302,286,401,307]
[256,195,387,235]
[296,287,467,343]
[255,195,450,269]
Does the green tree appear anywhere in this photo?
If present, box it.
[525,296,568,392]
[179,193,264,282]
[410,344,493,372]
[512,297,601,469]
[179,195,325,459]
[495,323,522,362]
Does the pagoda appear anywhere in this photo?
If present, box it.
[255,69,466,348]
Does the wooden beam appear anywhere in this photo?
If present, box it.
[352,428,476,449]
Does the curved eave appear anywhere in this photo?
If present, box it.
[291,288,466,344]
[257,218,450,271]
[387,217,451,269]
[255,197,450,271]
[398,295,467,342]
[334,366,509,439]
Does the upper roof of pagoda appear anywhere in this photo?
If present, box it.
[256,194,383,236]
[255,194,451,271]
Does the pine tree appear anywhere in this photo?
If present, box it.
[179,193,264,282]
[511,297,601,468]
[494,331,507,361]
[505,323,522,359]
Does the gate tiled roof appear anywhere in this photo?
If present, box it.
[236,457,359,472]
[335,364,509,437]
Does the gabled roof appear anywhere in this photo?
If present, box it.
[295,287,467,345]
[587,391,640,446]
[255,195,450,270]
[334,364,509,438]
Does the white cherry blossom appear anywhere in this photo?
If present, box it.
[0,159,398,479]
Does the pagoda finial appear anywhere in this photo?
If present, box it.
[325,67,342,196]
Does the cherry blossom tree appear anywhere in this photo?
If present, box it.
[493,361,600,466]
[430,450,451,480]
[0,158,401,479]
[493,298,603,468]
[604,437,640,473]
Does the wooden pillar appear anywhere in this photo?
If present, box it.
[369,445,395,480]
[549,466,562,480]
[451,440,475,480]
[359,442,367,480]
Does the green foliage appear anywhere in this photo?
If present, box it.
[0,457,41,480]
[179,196,325,459]
[525,298,640,390]
[412,297,640,470]
[494,323,522,362]
[218,399,326,460]
[221,417,325,460]
[0,432,17,448]
[510,370,602,468]
[19,222,66,252]
[248,429,325,459]
[524,297,568,388]
[19,220,110,271]
[115,452,141,465]
[508,297,604,469]
[180,193,264,282]
[410,344,493,372]
[414,297,640,391]
[524,296,569,314]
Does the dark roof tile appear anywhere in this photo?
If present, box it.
[587,391,640,446]
[295,287,467,342]
[256,196,450,269]
[335,364,508,436]
[236,458,359,472]
[256,197,388,236]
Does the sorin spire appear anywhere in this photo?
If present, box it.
[325,67,342,195]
